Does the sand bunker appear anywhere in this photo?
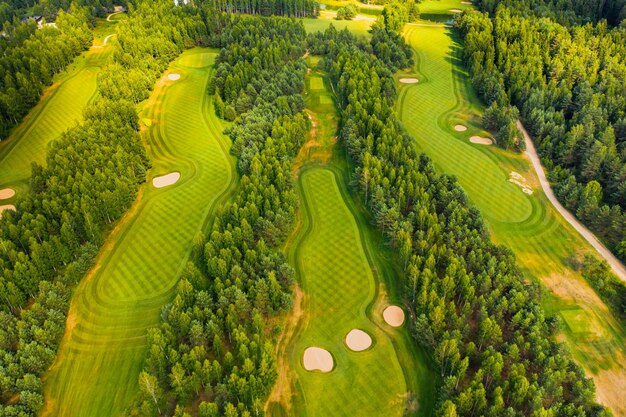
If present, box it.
[345,329,373,351]
[0,188,15,199]
[152,172,180,188]
[383,306,405,327]
[509,171,533,195]
[469,136,493,145]
[454,124,467,132]
[303,347,333,372]
[449,9,462,12]
[168,73,181,81]
[0,205,16,218]
[399,78,419,84]
[461,1,472,4]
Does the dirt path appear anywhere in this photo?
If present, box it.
[106,11,122,21]
[103,34,116,45]
[518,120,626,282]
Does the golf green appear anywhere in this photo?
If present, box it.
[41,48,235,417]
[398,18,626,415]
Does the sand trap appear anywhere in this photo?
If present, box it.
[509,171,533,195]
[152,172,180,188]
[0,188,15,199]
[454,124,467,132]
[345,329,373,351]
[461,1,472,4]
[383,306,405,327]
[303,347,334,372]
[449,9,462,13]
[399,78,419,84]
[0,205,16,218]
[168,73,181,81]
[469,136,493,145]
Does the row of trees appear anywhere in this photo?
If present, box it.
[473,0,626,26]
[199,0,319,17]
[308,24,611,416]
[128,15,309,417]
[0,5,92,140]
[456,9,626,265]
[0,1,207,415]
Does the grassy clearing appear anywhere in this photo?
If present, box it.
[41,48,235,417]
[320,0,383,14]
[417,0,472,14]
[302,12,373,37]
[269,60,433,417]
[398,17,626,415]
[0,18,115,200]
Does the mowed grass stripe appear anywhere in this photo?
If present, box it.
[0,28,114,193]
[42,48,235,417]
[399,17,626,414]
[290,168,407,417]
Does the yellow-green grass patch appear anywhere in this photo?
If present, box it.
[41,48,235,417]
[309,76,324,90]
[301,15,373,37]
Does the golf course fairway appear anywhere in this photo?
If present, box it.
[41,48,234,416]
[398,21,626,415]
[0,18,117,197]
[268,59,433,417]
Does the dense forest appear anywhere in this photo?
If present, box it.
[199,0,318,17]
[307,17,610,416]
[129,14,308,417]
[474,0,626,25]
[456,9,626,308]
[0,5,92,140]
[0,1,205,415]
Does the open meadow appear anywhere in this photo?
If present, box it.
[397,19,626,415]
[0,17,116,201]
[41,48,235,416]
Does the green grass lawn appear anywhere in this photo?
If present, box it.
[0,19,116,201]
[302,12,373,37]
[288,168,409,417]
[417,0,472,14]
[398,17,626,415]
[41,48,235,417]
[269,61,433,417]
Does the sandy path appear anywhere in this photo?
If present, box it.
[518,121,626,282]
[106,11,122,21]
[103,34,116,46]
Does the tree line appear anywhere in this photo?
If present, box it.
[0,1,207,415]
[473,0,626,26]
[456,9,626,314]
[199,0,318,18]
[128,14,309,417]
[308,22,611,417]
[0,4,92,141]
